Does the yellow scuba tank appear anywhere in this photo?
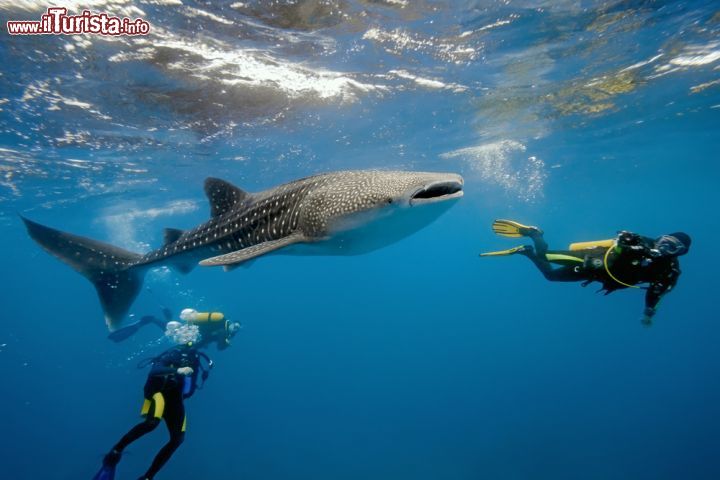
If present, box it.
[190,312,225,323]
[180,308,225,324]
[568,239,615,251]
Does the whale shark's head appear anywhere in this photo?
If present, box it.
[299,170,464,253]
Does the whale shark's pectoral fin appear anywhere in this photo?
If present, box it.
[199,233,307,267]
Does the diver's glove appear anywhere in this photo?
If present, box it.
[641,307,656,327]
[177,366,194,376]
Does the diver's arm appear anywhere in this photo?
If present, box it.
[642,264,680,324]
[146,315,168,331]
[149,365,194,377]
[149,364,178,376]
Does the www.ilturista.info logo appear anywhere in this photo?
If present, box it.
[7,7,150,36]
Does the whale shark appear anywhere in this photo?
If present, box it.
[22,170,463,329]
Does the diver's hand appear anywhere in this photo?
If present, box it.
[177,367,194,376]
[641,307,655,327]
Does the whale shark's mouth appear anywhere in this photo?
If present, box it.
[410,180,464,206]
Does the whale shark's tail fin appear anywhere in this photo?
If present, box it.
[21,216,145,331]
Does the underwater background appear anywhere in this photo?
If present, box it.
[1,1,720,479]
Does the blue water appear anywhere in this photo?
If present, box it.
[2,1,720,479]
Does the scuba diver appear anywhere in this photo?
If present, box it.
[178,308,241,351]
[108,307,241,350]
[92,324,213,480]
[480,219,691,325]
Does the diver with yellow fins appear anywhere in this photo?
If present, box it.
[109,307,241,350]
[480,219,691,325]
[93,323,214,480]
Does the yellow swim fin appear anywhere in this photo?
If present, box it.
[479,245,531,257]
[491,219,542,238]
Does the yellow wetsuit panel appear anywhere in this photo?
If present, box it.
[151,392,166,419]
[140,398,151,416]
[545,253,583,263]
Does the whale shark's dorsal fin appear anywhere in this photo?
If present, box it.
[199,233,306,267]
[163,228,184,246]
[204,177,251,217]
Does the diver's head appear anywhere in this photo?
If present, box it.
[656,232,691,257]
[165,322,201,345]
[228,321,241,337]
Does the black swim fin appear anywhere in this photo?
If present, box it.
[92,463,116,480]
[92,450,121,480]
[107,314,167,342]
[107,322,142,342]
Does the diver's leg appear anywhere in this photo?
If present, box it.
[489,222,590,283]
[512,229,555,276]
[107,321,144,342]
[141,393,186,480]
[107,316,164,342]
[531,263,587,282]
[521,246,588,283]
[140,315,168,332]
[112,417,160,451]
[527,231,549,256]
[113,394,165,452]
[516,230,553,277]
[100,396,162,471]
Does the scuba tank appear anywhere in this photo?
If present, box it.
[568,239,614,251]
[180,308,238,348]
[180,308,225,323]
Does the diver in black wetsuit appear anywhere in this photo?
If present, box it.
[93,342,213,480]
[480,220,691,326]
